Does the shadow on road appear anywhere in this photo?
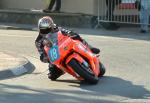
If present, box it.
[57,76,150,99]
[0,83,121,103]
[0,76,149,103]
[78,76,150,99]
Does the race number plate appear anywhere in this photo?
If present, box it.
[48,46,60,62]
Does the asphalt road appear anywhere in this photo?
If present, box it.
[0,29,150,103]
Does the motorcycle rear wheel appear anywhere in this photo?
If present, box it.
[68,59,99,84]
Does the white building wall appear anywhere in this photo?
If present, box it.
[1,0,101,15]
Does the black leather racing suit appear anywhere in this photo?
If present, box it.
[35,27,83,59]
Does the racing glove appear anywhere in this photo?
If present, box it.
[40,53,49,63]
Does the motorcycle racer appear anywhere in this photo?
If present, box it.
[35,16,100,80]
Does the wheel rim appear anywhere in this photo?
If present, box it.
[80,63,95,76]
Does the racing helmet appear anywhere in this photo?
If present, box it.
[38,16,56,34]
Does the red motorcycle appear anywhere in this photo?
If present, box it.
[44,31,105,84]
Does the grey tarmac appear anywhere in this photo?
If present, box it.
[0,29,150,103]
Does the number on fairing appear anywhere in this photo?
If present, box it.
[49,46,60,62]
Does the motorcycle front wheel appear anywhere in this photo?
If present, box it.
[68,59,99,84]
[98,63,106,77]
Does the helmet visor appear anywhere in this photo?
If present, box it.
[40,28,52,34]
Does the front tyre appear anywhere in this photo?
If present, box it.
[98,63,106,77]
[68,59,99,84]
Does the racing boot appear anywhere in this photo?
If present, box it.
[89,46,100,54]
[48,65,64,81]
[82,39,100,54]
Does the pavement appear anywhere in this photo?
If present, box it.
[0,52,34,80]
[0,23,36,80]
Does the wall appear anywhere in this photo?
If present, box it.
[1,0,139,17]
[61,0,95,14]
[1,0,99,15]
[1,0,45,9]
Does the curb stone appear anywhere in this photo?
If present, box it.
[0,52,35,80]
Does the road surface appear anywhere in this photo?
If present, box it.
[0,29,150,103]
